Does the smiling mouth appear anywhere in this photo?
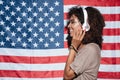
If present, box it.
[70,30,73,32]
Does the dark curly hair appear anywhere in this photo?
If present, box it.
[67,6,105,49]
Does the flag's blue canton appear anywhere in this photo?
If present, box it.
[0,0,64,49]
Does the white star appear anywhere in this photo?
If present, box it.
[38,7,43,12]
[22,22,27,27]
[44,12,49,17]
[28,17,32,22]
[21,1,26,6]
[17,27,22,32]
[11,21,16,26]
[50,27,55,32]
[33,43,38,48]
[5,16,10,21]
[49,7,54,12]
[55,42,60,47]
[5,5,10,10]
[6,36,10,41]
[11,11,15,16]
[39,38,44,42]
[44,32,49,37]
[11,42,16,46]
[55,11,60,16]
[27,7,32,12]
[10,1,15,6]
[22,32,27,37]
[55,21,60,27]
[11,32,16,36]
[16,17,21,21]
[22,12,27,17]
[28,27,33,32]
[16,6,21,11]
[33,32,38,37]
[28,37,33,42]
[38,17,43,22]
[0,10,4,15]
[50,37,54,42]
[39,27,43,32]
[33,12,38,17]
[44,42,49,47]
[0,31,5,36]
[54,1,59,6]
[49,17,54,22]
[44,22,49,27]
[55,32,60,37]
[17,37,21,42]
[0,0,3,5]
[0,20,5,26]
[33,22,38,27]
[0,41,5,46]
[43,1,48,7]
[32,2,37,7]
[6,26,10,31]
[22,42,27,47]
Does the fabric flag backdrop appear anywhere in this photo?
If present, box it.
[0,0,120,80]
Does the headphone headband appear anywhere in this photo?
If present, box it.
[82,8,90,31]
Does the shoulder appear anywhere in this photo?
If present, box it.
[79,43,101,56]
[85,43,101,57]
[85,43,100,52]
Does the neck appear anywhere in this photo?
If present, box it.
[78,44,85,50]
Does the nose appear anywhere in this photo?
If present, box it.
[67,23,71,29]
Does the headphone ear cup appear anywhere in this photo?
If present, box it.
[82,22,90,31]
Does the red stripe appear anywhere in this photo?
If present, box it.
[0,55,120,64]
[103,28,120,36]
[0,70,63,78]
[64,28,120,36]
[103,14,120,21]
[64,42,120,50]
[64,13,120,21]
[101,57,120,64]
[64,0,120,6]
[102,43,120,50]
[0,56,67,64]
[0,70,120,78]
[98,72,120,79]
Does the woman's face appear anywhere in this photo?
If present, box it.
[68,14,82,37]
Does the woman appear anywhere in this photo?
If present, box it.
[64,6,105,80]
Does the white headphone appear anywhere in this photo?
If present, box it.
[82,8,90,31]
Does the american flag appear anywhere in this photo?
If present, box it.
[0,0,120,80]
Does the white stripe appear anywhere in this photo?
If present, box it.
[0,77,63,80]
[0,48,120,58]
[64,20,120,29]
[105,21,120,29]
[99,64,120,72]
[0,48,69,57]
[101,50,120,57]
[64,34,120,43]
[64,5,120,14]
[0,63,65,71]
[103,36,120,43]
[0,63,120,72]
